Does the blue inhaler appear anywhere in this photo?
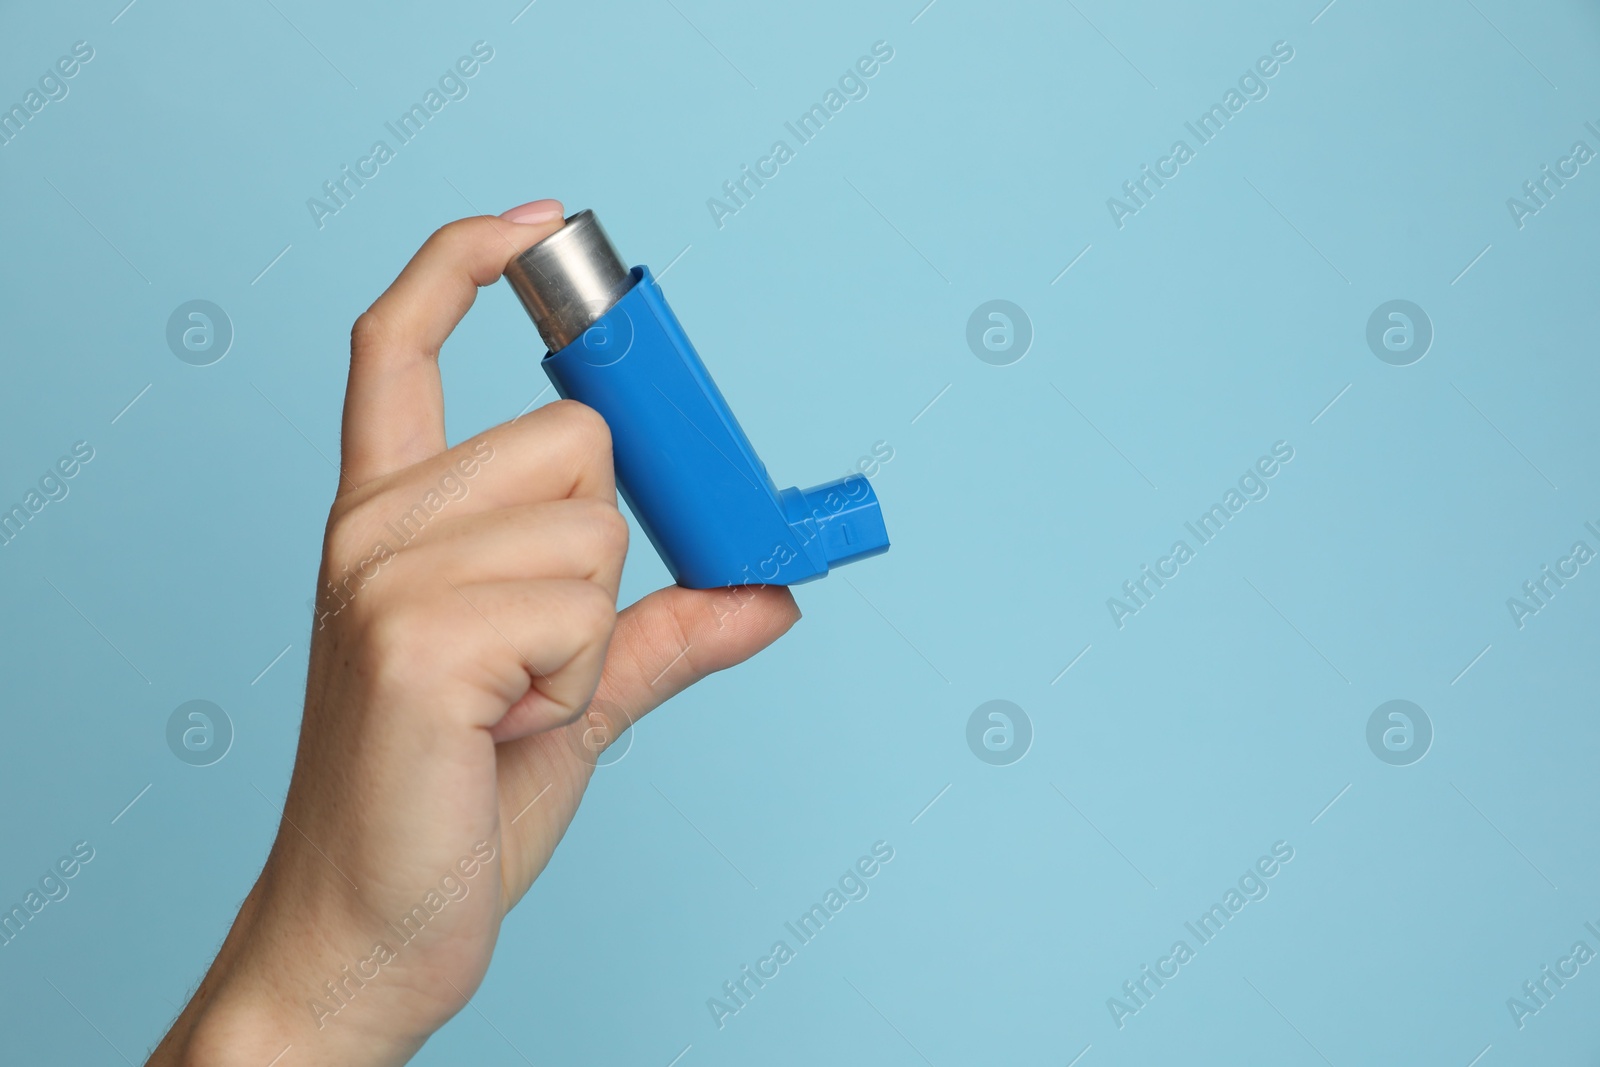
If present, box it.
[503,210,890,589]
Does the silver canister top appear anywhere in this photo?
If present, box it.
[504,209,633,352]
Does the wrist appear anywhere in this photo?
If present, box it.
[147,881,425,1067]
[165,994,419,1067]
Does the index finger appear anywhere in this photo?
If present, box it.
[340,201,565,490]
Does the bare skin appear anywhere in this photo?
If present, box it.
[147,203,799,1065]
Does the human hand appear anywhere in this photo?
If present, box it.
[148,201,801,1066]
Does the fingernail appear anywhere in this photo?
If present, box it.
[500,199,563,225]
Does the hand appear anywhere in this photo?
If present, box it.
[148,202,801,1066]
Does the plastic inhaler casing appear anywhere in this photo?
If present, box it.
[503,210,890,589]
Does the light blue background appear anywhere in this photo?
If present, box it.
[3,0,1598,1063]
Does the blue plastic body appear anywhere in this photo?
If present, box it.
[539,267,890,589]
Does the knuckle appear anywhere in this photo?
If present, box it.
[371,485,438,544]
[323,508,372,566]
[348,310,391,361]
[569,580,618,640]
[422,216,505,274]
[574,497,629,556]
[425,216,480,256]
[318,504,419,628]
[357,595,440,678]
[547,399,612,455]
[600,506,630,556]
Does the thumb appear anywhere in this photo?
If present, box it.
[592,584,801,732]
[488,583,798,906]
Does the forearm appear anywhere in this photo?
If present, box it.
[146,878,420,1067]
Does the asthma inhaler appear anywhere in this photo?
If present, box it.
[503,210,890,589]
